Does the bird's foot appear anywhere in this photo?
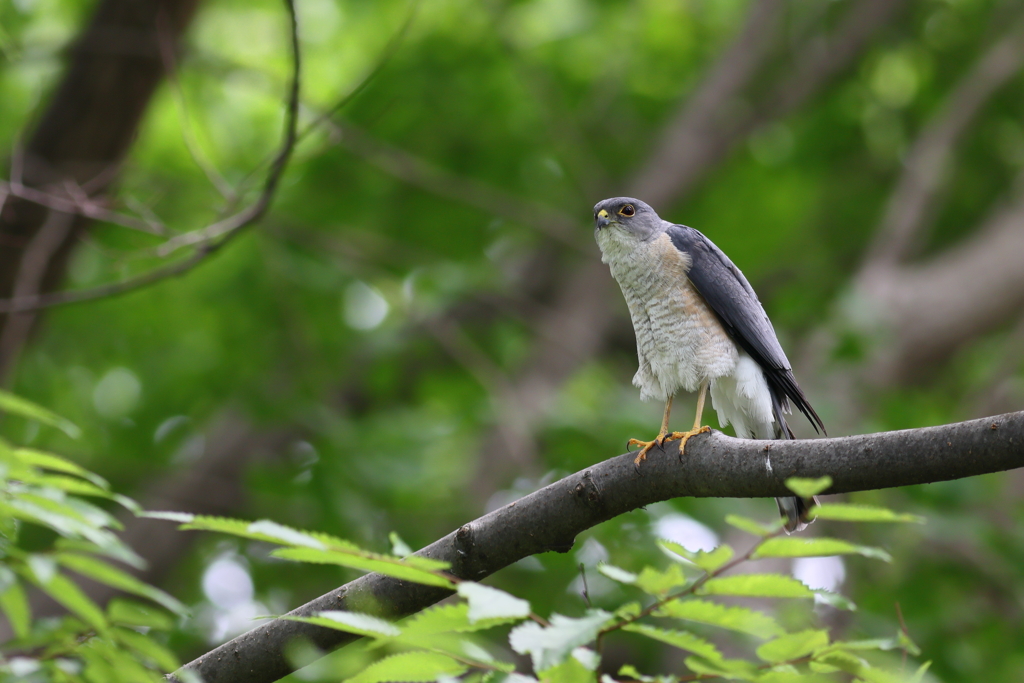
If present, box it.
[627,433,667,467]
[665,425,711,458]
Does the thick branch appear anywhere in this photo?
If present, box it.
[177,411,1024,683]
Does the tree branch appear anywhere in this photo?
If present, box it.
[175,410,1024,683]
[0,0,301,316]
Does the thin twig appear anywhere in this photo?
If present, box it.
[0,0,302,315]
[156,5,236,202]
[0,181,166,236]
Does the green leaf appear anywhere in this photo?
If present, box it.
[538,650,596,683]
[272,547,453,588]
[684,655,759,680]
[0,579,30,638]
[107,598,176,630]
[285,611,401,638]
[509,610,613,670]
[617,664,650,682]
[614,602,641,620]
[2,447,104,486]
[655,599,785,638]
[810,504,924,524]
[175,515,345,548]
[725,514,781,536]
[910,661,932,683]
[54,537,146,571]
[785,476,832,498]
[347,651,467,683]
[56,552,187,615]
[753,537,892,562]
[0,390,81,438]
[596,563,636,584]
[113,626,180,671]
[697,574,814,599]
[756,629,830,662]
[401,602,521,636]
[621,624,723,661]
[634,563,689,595]
[23,569,107,632]
[457,582,531,622]
[660,540,734,572]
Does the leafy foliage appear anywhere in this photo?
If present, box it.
[175,477,927,682]
[0,395,184,681]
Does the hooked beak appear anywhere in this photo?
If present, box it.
[595,208,611,229]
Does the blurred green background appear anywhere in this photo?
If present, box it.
[1,0,1023,680]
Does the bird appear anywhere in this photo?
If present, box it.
[593,197,825,532]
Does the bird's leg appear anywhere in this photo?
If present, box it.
[664,379,711,457]
[627,396,673,466]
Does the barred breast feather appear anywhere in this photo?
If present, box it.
[597,230,737,402]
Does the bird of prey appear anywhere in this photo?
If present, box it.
[593,197,825,532]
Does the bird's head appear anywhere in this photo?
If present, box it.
[593,197,662,242]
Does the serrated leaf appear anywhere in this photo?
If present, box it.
[655,599,785,638]
[596,563,636,584]
[397,603,522,650]
[614,602,641,620]
[684,655,759,681]
[347,651,466,683]
[621,624,722,661]
[753,537,892,562]
[756,629,830,662]
[538,653,594,683]
[785,477,832,498]
[810,504,924,524]
[725,514,781,536]
[247,520,327,549]
[457,582,530,622]
[141,511,196,523]
[272,547,453,588]
[285,611,400,638]
[113,627,180,671]
[107,598,175,630]
[56,552,187,615]
[176,515,348,548]
[0,391,81,438]
[697,574,814,599]
[509,610,613,671]
[0,580,30,638]
[660,540,735,572]
[634,563,688,595]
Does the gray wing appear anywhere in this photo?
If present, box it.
[666,223,824,436]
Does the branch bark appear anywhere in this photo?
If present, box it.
[176,410,1024,683]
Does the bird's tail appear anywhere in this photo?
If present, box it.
[771,404,816,534]
[776,494,817,533]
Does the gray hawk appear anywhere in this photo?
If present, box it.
[593,197,825,532]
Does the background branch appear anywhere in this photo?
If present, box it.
[176,410,1024,683]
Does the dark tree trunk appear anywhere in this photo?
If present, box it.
[0,0,201,378]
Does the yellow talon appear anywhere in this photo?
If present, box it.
[628,433,666,466]
[665,425,711,456]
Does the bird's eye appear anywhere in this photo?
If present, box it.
[619,204,635,217]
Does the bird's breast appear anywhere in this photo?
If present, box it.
[598,231,737,398]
